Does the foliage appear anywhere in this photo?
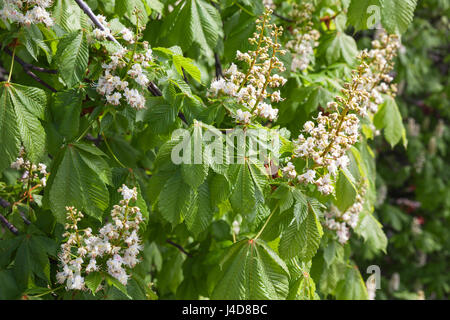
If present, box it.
[0,0,444,301]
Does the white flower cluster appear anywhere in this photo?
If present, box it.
[208,8,287,124]
[286,2,320,72]
[324,186,366,244]
[10,147,48,187]
[285,33,400,195]
[288,29,320,72]
[262,0,274,9]
[56,185,144,290]
[0,0,53,27]
[364,32,401,114]
[93,15,153,110]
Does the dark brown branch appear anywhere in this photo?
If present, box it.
[73,0,120,46]
[3,48,57,92]
[84,133,102,146]
[0,197,31,225]
[0,197,10,209]
[0,213,19,235]
[166,239,192,257]
[214,52,223,79]
[273,12,295,23]
[181,67,189,84]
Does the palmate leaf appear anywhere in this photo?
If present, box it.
[163,0,223,57]
[381,0,417,34]
[47,143,111,223]
[354,211,388,253]
[347,0,383,31]
[5,228,58,289]
[52,0,90,31]
[0,83,46,171]
[335,169,357,212]
[211,239,290,300]
[115,0,149,26]
[228,159,268,215]
[374,95,407,148]
[181,124,209,189]
[183,180,214,236]
[55,30,89,88]
[278,199,324,261]
[158,169,192,225]
[318,32,358,65]
[335,266,369,300]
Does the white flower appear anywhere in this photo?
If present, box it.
[119,184,137,201]
[299,169,316,184]
[106,92,122,105]
[120,28,134,43]
[235,109,252,124]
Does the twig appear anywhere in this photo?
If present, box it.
[181,67,188,84]
[0,197,10,208]
[3,48,57,92]
[166,239,192,257]
[273,12,295,23]
[214,52,223,79]
[4,52,57,74]
[18,210,31,225]
[1,197,30,225]
[0,213,19,235]
[84,133,102,146]
[73,0,120,46]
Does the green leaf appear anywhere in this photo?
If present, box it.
[55,30,89,88]
[279,199,323,261]
[319,32,358,65]
[173,54,202,83]
[228,160,268,215]
[85,272,103,294]
[347,0,382,31]
[137,96,179,134]
[335,170,357,212]
[381,0,417,34]
[52,0,90,31]
[50,89,83,141]
[48,143,110,222]
[374,96,407,148]
[184,180,214,236]
[115,0,149,26]
[181,125,209,188]
[211,239,290,299]
[335,266,369,300]
[0,83,46,171]
[158,169,192,225]
[12,234,55,288]
[163,0,223,57]
[355,212,388,253]
[106,274,132,299]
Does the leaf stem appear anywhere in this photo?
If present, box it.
[101,132,127,168]
[253,203,279,240]
[7,45,16,83]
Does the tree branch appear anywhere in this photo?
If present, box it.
[3,47,57,92]
[273,12,295,23]
[166,239,192,257]
[73,0,120,46]
[0,213,19,235]
[214,52,223,79]
[0,197,10,209]
[0,197,31,225]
